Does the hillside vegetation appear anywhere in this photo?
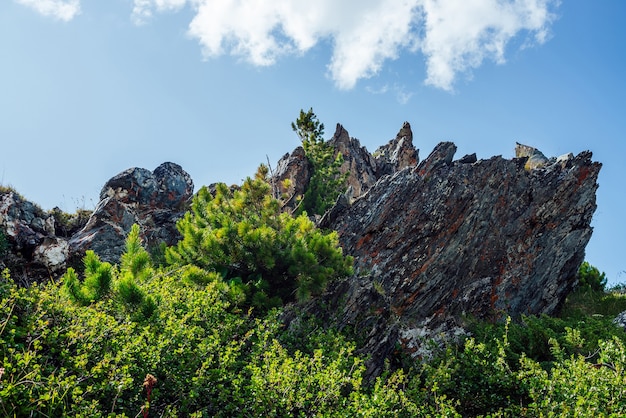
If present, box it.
[0,111,620,416]
[1,164,626,417]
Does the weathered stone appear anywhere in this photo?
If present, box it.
[69,162,193,264]
[328,124,380,199]
[457,153,477,164]
[557,152,574,168]
[33,237,69,273]
[272,122,419,211]
[414,141,456,178]
[373,121,419,175]
[614,311,626,330]
[0,191,63,283]
[273,146,311,211]
[516,142,550,170]
[310,142,600,378]
[0,192,48,253]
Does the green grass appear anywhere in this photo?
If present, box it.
[559,288,626,320]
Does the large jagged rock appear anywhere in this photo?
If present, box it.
[1,162,193,283]
[304,141,601,378]
[273,146,311,210]
[373,121,419,175]
[273,122,419,210]
[328,124,379,199]
[69,162,193,264]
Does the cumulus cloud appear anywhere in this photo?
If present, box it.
[418,0,557,90]
[132,0,558,91]
[16,0,80,21]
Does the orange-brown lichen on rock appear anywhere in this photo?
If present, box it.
[306,139,600,380]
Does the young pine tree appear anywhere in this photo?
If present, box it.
[63,251,113,306]
[166,165,353,311]
[291,108,347,216]
[63,224,156,321]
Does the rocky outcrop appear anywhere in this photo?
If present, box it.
[273,122,418,210]
[0,162,193,284]
[305,140,601,378]
[0,191,64,283]
[372,121,419,175]
[516,142,549,170]
[69,162,193,264]
[1,122,602,384]
[328,124,378,199]
[273,146,311,209]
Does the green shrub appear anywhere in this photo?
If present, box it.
[62,250,113,306]
[520,336,626,417]
[63,224,156,321]
[166,167,353,311]
[577,261,607,292]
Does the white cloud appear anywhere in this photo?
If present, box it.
[135,0,558,91]
[366,84,415,104]
[132,0,186,25]
[418,0,557,91]
[16,0,80,21]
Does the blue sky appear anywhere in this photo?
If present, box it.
[1,1,625,284]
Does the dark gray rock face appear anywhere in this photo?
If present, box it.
[309,142,600,378]
[69,162,193,264]
[273,146,311,210]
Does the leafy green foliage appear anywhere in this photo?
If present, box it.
[577,260,607,292]
[292,108,347,216]
[6,253,626,417]
[166,167,353,311]
[0,266,461,417]
[425,318,527,416]
[519,336,626,416]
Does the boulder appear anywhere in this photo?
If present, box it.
[69,162,193,264]
[273,146,311,210]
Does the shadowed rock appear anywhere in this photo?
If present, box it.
[0,191,62,283]
[306,142,601,378]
